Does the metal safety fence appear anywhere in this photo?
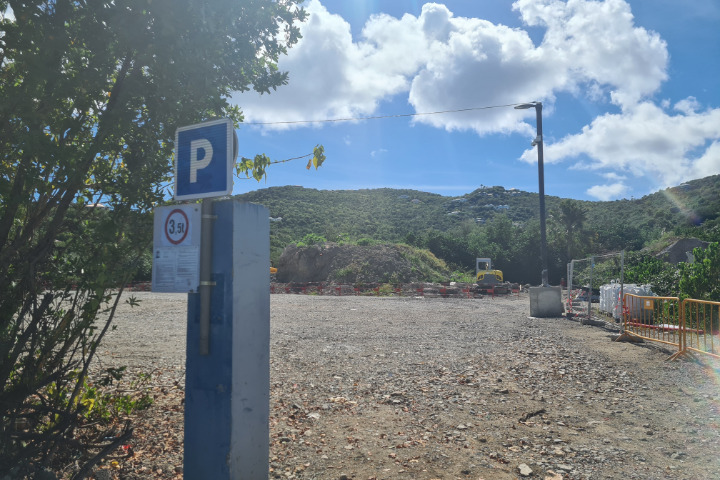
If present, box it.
[683,299,720,359]
[618,294,683,359]
[567,251,625,323]
[618,294,720,361]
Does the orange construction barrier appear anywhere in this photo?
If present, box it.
[268,282,501,299]
[617,294,684,360]
[615,294,720,362]
[682,299,720,360]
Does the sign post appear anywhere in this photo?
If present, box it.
[151,118,270,477]
[184,201,270,478]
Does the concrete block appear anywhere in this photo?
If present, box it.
[529,286,563,318]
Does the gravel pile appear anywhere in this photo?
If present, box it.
[95,292,720,480]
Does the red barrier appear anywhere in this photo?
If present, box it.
[268,282,522,299]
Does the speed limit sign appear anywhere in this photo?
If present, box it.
[152,204,202,292]
[165,208,190,245]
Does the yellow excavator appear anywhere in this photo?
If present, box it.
[475,258,510,294]
[476,258,503,284]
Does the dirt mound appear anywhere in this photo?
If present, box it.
[657,237,710,264]
[275,242,450,284]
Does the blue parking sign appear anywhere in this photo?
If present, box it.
[174,118,237,200]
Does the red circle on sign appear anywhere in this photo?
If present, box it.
[165,209,190,245]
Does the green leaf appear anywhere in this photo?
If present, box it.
[312,144,326,169]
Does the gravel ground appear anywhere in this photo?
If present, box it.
[93,291,720,480]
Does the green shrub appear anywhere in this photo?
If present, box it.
[397,244,450,283]
[377,283,395,296]
[335,265,359,282]
[296,233,327,247]
[450,270,475,283]
[679,242,720,301]
[624,252,680,296]
[356,237,376,246]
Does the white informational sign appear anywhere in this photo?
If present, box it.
[152,204,202,292]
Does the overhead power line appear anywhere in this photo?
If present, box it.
[242,103,523,126]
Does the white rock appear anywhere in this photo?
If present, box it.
[518,463,533,477]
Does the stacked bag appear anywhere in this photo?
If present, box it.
[600,281,654,320]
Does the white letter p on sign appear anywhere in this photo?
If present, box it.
[190,139,213,183]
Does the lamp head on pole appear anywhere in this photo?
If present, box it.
[515,102,543,147]
[514,103,537,110]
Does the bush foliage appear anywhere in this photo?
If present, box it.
[0,0,308,475]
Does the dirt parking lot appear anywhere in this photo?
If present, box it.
[97,292,720,479]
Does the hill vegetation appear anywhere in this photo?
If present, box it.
[276,242,453,284]
[237,174,720,287]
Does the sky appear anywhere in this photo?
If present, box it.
[7,1,717,202]
[229,0,720,202]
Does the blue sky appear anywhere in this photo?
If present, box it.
[230,0,720,201]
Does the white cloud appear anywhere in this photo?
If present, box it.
[233,0,669,134]
[674,96,701,115]
[525,101,720,189]
[513,0,668,108]
[689,141,720,180]
[231,1,553,134]
[406,5,549,136]
[230,0,718,199]
[231,0,426,128]
[601,172,627,181]
[586,182,629,201]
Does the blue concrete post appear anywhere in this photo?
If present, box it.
[184,200,270,478]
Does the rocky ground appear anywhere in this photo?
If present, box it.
[91,291,720,480]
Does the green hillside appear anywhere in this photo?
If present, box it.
[237,187,457,258]
[236,174,720,284]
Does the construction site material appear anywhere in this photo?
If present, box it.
[599,283,654,320]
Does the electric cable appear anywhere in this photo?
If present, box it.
[242,103,524,126]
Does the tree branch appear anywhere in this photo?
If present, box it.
[71,423,133,480]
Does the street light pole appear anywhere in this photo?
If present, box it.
[515,102,549,287]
